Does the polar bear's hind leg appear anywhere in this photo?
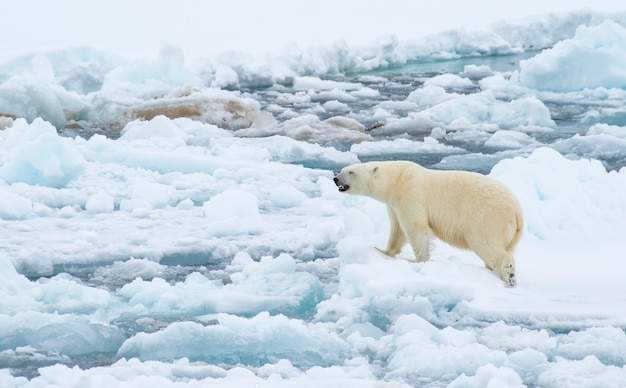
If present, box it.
[498,255,516,287]
[472,243,517,286]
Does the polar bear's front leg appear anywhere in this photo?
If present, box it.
[380,205,407,256]
[407,230,431,262]
[397,208,432,262]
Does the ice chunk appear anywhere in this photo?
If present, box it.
[484,130,537,149]
[97,258,166,281]
[116,313,350,368]
[89,47,275,131]
[552,133,626,162]
[120,182,175,211]
[461,64,495,80]
[119,115,188,142]
[314,89,357,103]
[269,184,308,208]
[406,85,455,109]
[0,190,32,220]
[322,100,351,113]
[323,116,365,132]
[448,363,525,388]
[85,190,114,214]
[124,90,276,131]
[100,44,202,98]
[554,327,626,366]
[386,91,555,134]
[119,254,324,318]
[236,115,372,143]
[203,189,262,236]
[505,348,550,381]
[0,118,85,187]
[351,137,464,156]
[20,322,125,356]
[536,356,626,388]
[211,64,240,88]
[432,92,555,129]
[0,55,86,128]
[387,314,507,381]
[586,123,626,138]
[316,249,473,330]
[424,73,475,89]
[293,76,362,91]
[478,321,556,354]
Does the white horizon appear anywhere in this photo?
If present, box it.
[1,0,624,61]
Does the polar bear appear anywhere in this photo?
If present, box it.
[334,161,523,286]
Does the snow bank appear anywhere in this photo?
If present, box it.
[517,20,626,92]
[491,147,626,239]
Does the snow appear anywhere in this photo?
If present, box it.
[0,138,625,382]
[2,1,626,387]
[517,20,626,92]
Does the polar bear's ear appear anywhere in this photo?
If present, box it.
[371,166,379,175]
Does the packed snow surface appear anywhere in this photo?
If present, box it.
[2,2,626,387]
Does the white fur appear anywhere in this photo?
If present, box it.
[334,160,523,286]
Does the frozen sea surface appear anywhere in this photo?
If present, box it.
[2,6,626,388]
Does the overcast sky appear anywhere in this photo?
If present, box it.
[1,0,624,61]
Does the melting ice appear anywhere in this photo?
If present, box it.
[1,6,626,388]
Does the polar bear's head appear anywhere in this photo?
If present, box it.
[334,161,416,202]
[333,162,381,197]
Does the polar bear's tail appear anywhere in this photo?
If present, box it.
[507,211,524,252]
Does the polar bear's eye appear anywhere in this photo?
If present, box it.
[348,171,355,176]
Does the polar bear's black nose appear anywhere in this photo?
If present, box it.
[333,177,339,184]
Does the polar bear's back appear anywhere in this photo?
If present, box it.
[419,167,523,251]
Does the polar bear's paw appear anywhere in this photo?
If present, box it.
[501,263,516,287]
